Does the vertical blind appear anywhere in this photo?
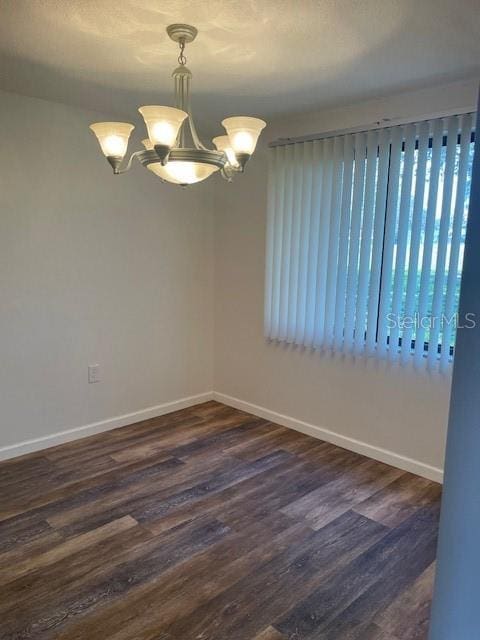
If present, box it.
[264,114,475,368]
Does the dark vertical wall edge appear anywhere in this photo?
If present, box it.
[428,88,480,639]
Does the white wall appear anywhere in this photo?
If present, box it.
[213,77,479,478]
[0,89,215,452]
[2,77,478,476]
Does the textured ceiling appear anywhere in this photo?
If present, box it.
[0,0,479,131]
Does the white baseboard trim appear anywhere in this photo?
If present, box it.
[0,392,214,462]
[1,390,443,483]
[212,392,444,483]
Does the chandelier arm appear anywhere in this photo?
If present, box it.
[113,150,145,175]
[220,166,233,182]
[220,163,243,182]
[187,113,210,151]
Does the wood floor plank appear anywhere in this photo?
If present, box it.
[144,452,332,536]
[374,562,436,640]
[42,406,246,468]
[0,515,137,584]
[253,626,287,640]
[143,438,374,540]
[189,400,235,418]
[0,517,229,639]
[150,453,322,536]
[131,450,293,525]
[165,418,276,461]
[0,456,183,536]
[353,473,442,527]
[278,437,334,458]
[275,503,439,640]
[45,452,234,530]
[0,455,55,488]
[214,456,355,532]
[0,522,153,618]
[108,415,264,463]
[0,455,182,522]
[282,457,405,529]
[229,428,303,461]
[324,622,401,640]
[47,450,290,537]
[55,516,311,640]
[41,414,202,464]
[0,512,53,553]
[0,402,442,640]
[157,511,389,640]
[0,450,184,521]
[0,529,64,569]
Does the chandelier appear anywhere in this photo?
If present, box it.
[89,24,266,186]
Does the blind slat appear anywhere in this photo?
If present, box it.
[323,136,345,347]
[365,128,391,353]
[401,121,430,361]
[414,118,445,362]
[389,123,417,360]
[269,145,286,339]
[354,129,379,352]
[333,134,355,350]
[286,144,304,342]
[344,132,367,350]
[278,145,295,341]
[264,145,277,337]
[440,114,473,368]
[427,116,459,366]
[294,142,314,345]
[313,137,334,347]
[377,126,404,356]
[304,140,324,346]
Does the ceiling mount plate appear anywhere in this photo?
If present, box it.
[167,24,198,44]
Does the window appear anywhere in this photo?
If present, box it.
[264,114,475,369]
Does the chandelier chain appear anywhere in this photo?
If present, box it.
[178,39,187,66]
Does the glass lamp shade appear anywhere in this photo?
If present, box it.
[138,106,188,147]
[212,135,238,167]
[221,116,266,155]
[142,139,218,185]
[89,122,134,158]
[152,162,218,185]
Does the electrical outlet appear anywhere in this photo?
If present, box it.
[88,364,100,384]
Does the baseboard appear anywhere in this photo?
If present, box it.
[1,389,444,483]
[212,392,444,483]
[0,392,214,461]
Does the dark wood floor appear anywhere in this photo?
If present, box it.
[0,401,441,640]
